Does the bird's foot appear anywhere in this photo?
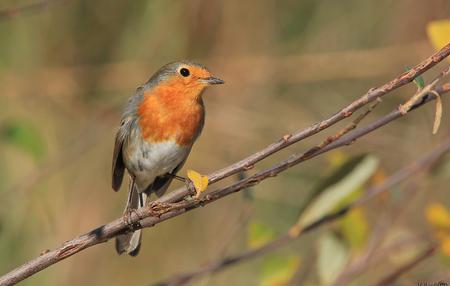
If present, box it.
[165,172,201,198]
[185,177,202,199]
[123,208,141,231]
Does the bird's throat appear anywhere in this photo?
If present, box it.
[138,86,205,146]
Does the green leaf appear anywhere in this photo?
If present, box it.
[261,255,300,286]
[1,120,46,162]
[317,233,349,285]
[296,155,379,229]
[339,207,369,250]
[247,220,276,249]
[405,65,425,89]
[298,154,367,215]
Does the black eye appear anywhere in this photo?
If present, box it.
[180,68,190,77]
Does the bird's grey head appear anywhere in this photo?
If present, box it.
[144,61,224,89]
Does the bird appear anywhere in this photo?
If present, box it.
[111,61,224,256]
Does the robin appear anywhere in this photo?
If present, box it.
[111,61,224,256]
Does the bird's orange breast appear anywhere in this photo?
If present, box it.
[138,81,205,146]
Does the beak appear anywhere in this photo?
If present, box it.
[199,76,225,85]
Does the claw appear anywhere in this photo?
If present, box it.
[187,178,202,199]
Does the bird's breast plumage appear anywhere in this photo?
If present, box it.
[122,136,190,191]
[137,82,205,146]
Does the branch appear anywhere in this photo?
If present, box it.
[155,131,450,286]
[0,45,449,286]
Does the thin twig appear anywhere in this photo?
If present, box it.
[0,46,448,285]
[399,66,450,114]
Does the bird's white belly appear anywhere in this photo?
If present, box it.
[125,140,189,191]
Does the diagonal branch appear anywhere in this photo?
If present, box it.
[0,45,449,286]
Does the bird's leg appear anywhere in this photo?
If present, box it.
[165,172,199,198]
[123,208,142,231]
[122,178,143,230]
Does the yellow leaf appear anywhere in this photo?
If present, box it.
[436,230,449,241]
[441,236,450,258]
[327,150,348,168]
[260,255,300,286]
[425,203,450,229]
[339,207,369,250]
[187,169,209,194]
[427,20,450,57]
[432,91,442,134]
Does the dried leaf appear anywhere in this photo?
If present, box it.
[432,91,443,134]
[186,169,209,194]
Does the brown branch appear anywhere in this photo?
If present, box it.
[0,45,449,286]
[155,132,450,286]
[0,0,66,21]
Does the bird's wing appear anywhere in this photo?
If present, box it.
[112,121,127,191]
[112,88,145,192]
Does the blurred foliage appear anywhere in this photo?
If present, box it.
[247,220,276,249]
[427,20,450,54]
[339,206,369,251]
[0,119,46,162]
[0,0,449,285]
[260,254,300,286]
[426,203,450,258]
[296,155,378,229]
[317,233,350,285]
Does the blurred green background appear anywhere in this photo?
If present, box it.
[1,0,450,285]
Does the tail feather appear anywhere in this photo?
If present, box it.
[115,180,147,256]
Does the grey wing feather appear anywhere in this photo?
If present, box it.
[112,87,145,192]
[112,127,126,191]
